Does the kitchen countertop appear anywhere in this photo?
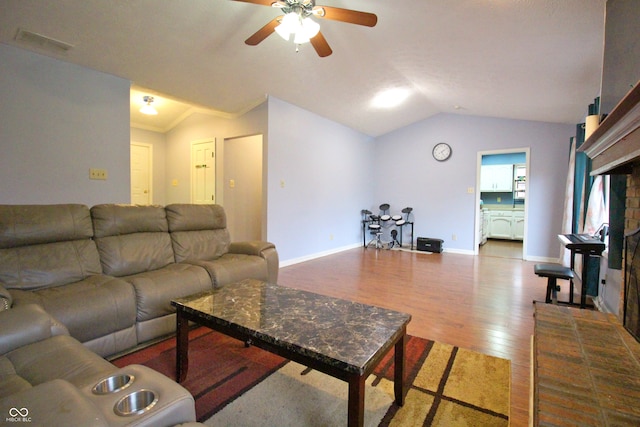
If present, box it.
[482,204,524,211]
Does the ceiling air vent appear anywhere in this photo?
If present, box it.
[14,28,73,54]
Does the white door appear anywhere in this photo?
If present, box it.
[191,139,215,204]
[131,143,152,205]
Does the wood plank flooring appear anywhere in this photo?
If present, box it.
[277,245,545,427]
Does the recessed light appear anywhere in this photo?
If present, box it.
[371,88,410,109]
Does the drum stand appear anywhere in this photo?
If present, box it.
[389,229,402,249]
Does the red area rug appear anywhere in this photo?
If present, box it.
[112,327,510,425]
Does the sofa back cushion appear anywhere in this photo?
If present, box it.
[0,205,102,290]
[91,204,174,276]
[165,204,230,262]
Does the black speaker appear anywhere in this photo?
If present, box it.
[416,237,443,253]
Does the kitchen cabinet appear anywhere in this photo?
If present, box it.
[489,211,513,239]
[480,165,514,192]
[487,210,524,240]
[513,212,525,239]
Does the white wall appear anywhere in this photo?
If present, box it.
[374,113,575,259]
[267,97,374,263]
[0,44,131,205]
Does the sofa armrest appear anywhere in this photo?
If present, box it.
[229,240,275,256]
[0,283,12,312]
[0,379,109,426]
[0,304,69,356]
[229,241,279,283]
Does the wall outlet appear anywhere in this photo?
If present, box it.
[452,234,457,241]
[89,168,107,180]
[330,234,334,241]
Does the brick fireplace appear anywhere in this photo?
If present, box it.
[580,81,640,328]
[532,82,640,425]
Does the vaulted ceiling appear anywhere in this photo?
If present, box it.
[0,0,606,136]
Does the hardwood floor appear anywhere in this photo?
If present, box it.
[480,238,524,259]
[278,247,543,427]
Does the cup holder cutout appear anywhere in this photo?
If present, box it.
[92,374,135,395]
[114,389,158,417]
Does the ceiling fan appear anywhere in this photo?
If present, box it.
[231,0,377,57]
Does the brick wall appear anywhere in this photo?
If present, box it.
[622,164,640,321]
[626,164,640,231]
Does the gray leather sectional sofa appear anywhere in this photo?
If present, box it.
[0,203,278,426]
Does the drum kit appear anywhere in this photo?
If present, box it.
[362,204,413,249]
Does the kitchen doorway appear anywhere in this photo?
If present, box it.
[475,148,530,260]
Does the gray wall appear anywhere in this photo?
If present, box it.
[0,44,131,205]
[374,114,574,259]
[267,97,374,263]
[600,0,640,113]
[0,42,582,263]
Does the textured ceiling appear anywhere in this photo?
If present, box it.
[0,0,606,136]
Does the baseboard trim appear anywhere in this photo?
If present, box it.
[279,243,362,268]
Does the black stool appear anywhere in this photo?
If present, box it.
[534,264,574,304]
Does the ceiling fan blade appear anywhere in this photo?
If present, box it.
[314,6,377,27]
[245,17,281,45]
[230,0,276,6]
[310,31,332,57]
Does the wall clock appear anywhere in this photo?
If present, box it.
[432,142,452,162]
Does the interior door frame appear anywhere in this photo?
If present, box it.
[475,147,530,260]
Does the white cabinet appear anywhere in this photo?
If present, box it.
[487,210,524,240]
[480,165,514,192]
[513,212,525,240]
[489,211,513,239]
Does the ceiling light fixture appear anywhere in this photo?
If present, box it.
[275,11,320,45]
[371,88,411,109]
[140,95,158,115]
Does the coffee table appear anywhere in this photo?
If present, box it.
[171,278,411,427]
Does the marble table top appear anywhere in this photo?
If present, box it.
[172,279,411,375]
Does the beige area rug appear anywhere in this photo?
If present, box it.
[205,341,510,426]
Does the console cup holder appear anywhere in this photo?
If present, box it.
[92,374,134,395]
[114,389,158,416]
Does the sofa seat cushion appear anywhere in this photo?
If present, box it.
[191,253,269,288]
[9,275,136,344]
[0,356,31,399]
[5,334,115,390]
[123,263,211,322]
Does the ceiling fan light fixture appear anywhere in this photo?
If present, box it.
[140,95,158,115]
[275,12,319,44]
[302,17,320,39]
[275,12,300,40]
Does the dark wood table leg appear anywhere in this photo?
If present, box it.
[348,375,366,427]
[394,332,406,405]
[175,309,189,382]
